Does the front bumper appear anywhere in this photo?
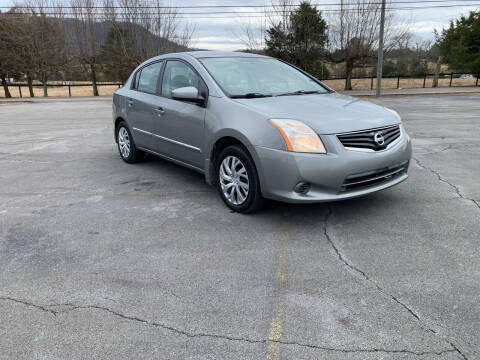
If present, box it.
[250,127,412,203]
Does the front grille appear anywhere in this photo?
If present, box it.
[337,125,401,151]
[341,161,408,191]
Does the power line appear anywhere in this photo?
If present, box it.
[376,0,386,96]
[2,0,480,9]
[3,3,480,18]
[2,1,479,20]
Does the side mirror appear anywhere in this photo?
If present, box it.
[171,86,205,105]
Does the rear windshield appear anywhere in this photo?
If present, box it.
[199,57,328,97]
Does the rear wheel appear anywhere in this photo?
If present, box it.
[116,122,144,163]
[216,145,264,213]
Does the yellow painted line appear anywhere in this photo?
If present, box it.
[266,214,290,360]
[267,299,284,360]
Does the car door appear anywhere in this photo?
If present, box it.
[125,60,164,150]
[153,60,207,169]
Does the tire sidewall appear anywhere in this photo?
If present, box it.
[117,122,137,163]
[216,145,262,213]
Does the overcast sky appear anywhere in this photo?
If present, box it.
[1,0,479,50]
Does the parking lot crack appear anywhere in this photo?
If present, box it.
[0,296,58,316]
[323,206,468,360]
[416,145,452,156]
[413,157,480,210]
[0,295,466,356]
[273,339,456,356]
[323,207,422,322]
[59,304,266,345]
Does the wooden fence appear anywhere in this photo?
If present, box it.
[1,82,123,98]
[321,72,480,91]
[2,72,479,98]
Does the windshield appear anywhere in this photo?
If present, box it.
[199,57,328,97]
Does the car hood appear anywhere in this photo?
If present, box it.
[231,92,400,134]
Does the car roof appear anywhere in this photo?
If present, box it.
[145,51,268,62]
[187,51,268,59]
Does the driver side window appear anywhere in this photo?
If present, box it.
[161,60,200,98]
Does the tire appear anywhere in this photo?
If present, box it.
[116,122,144,163]
[216,145,264,213]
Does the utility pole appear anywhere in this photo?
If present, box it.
[340,0,344,47]
[376,0,386,97]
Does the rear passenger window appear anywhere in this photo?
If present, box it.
[136,61,163,94]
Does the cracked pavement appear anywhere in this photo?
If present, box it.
[0,95,479,359]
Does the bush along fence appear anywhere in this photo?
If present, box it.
[1,72,480,98]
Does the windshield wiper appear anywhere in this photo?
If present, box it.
[275,90,324,96]
[230,93,272,98]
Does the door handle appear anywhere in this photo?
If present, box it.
[126,98,134,107]
[155,107,165,116]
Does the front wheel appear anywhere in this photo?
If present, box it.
[116,122,144,163]
[216,145,264,213]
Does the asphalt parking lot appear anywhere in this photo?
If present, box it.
[1,94,479,359]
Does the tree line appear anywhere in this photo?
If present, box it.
[242,1,480,90]
[1,0,479,97]
[0,0,193,97]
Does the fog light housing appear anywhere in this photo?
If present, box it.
[294,182,311,194]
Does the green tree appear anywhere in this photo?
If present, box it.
[265,2,328,78]
[436,11,480,73]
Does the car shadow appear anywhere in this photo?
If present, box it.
[139,153,209,183]
[136,153,404,220]
[261,189,405,222]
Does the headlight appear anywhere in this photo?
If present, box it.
[269,119,326,153]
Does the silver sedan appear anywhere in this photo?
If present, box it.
[113,51,412,213]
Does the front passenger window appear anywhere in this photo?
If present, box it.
[161,61,200,98]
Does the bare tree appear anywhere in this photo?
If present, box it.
[69,0,102,96]
[432,55,443,88]
[329,0,411,90]
[0,12,17,97]
[103,0,194,67]
[268,0,294,33]
[235,20,266,52]
[237,0,306,53]
[415,41,442,88]
[1,7,36,96]
[10,0,68,96]
[413,39,433,73]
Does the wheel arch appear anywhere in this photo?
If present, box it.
[114,116,126,143]
[205,132,262,187]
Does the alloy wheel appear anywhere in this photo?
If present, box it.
[219,156,250,205]
[118,127,131,159]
